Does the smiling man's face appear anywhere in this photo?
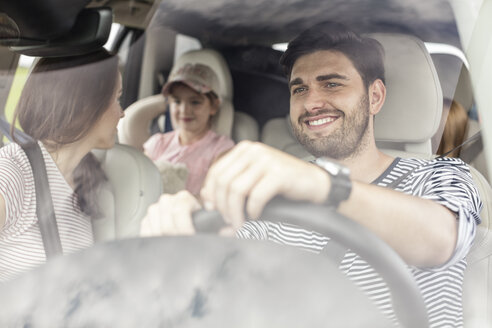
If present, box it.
[289,50,371,160]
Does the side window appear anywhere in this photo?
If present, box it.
[428,43,488,180]
[109,23,146,109]
[427,42,473,113]
[3,55,36,137]
[428,44,476,150]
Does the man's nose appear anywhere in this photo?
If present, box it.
[304,88,326,112]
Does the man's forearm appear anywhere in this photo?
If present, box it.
[337,181,457,267]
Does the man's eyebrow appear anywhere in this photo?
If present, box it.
[316,73,349,81]
[289,77,303,89]
[289,74,349,89]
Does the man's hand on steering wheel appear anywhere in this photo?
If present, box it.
[140,141,331,236]
[200,141,331,230]
[141,190,202,236]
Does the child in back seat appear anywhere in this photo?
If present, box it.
[144,63,235,196]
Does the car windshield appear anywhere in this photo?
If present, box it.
[0,0,491,327]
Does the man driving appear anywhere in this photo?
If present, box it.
[141,22,482,327]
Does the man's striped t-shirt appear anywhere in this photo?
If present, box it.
[237,157,482,328]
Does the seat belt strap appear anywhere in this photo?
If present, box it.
[0,116,32,144]
[460,132,483,163]
[438,130,482,160]
[20,142,63,259]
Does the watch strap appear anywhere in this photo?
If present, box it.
[314,158,352,208]
[326,171,352,208]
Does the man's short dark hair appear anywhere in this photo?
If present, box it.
[280,22,385,89]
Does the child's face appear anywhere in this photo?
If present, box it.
[169,83,218,143]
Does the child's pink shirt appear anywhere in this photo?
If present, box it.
[144,130,235,195]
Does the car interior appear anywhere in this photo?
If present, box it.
[1,0,492,326]
[114,26,492,326]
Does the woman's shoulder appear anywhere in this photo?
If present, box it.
[0,143,32,187]
[0,143,33,222]
[0,143,29,173]
[0,142,23,156]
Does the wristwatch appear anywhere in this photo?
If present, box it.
[314,157,352,208]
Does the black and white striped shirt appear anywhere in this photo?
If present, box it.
[0,142,94,282]
[237,157,482,328]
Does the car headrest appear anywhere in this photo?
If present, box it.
[170,49,234,137]
[370,33,443,154]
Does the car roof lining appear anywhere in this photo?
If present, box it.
[151,0,461,48]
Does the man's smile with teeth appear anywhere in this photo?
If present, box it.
[306,116,338,126]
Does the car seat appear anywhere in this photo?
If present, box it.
[260,32,492,327]
[368,38,491,328]
[91,144,163,241]
[118,49,259,151]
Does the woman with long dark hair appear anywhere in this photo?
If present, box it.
[0,49,123,281]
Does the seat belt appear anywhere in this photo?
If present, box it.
[459,131,483,163]
[20,142,63,259]
[438,130,482,161]
[0,116,32,144]
[1,117,61,257]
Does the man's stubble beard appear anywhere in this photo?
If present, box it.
[292,94,371,160]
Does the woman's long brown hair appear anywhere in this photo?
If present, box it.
[437,99,469,158]
[12,49,119,218]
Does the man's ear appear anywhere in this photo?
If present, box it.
[368,79,386,115]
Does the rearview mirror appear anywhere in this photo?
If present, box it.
[4,7,112,57]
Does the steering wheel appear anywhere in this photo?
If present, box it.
[0,198,428,328]
[193,196,429,328]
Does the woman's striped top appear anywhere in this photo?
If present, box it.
[0,142,94,282]
[237,157,482,328]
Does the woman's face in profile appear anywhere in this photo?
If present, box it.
[169,84,218,143]
[88,73,124,149]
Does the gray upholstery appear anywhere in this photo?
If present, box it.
[232,111,260,142]
[92,144,163,241]
[371,33,442,154]
[261,115,312,160]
